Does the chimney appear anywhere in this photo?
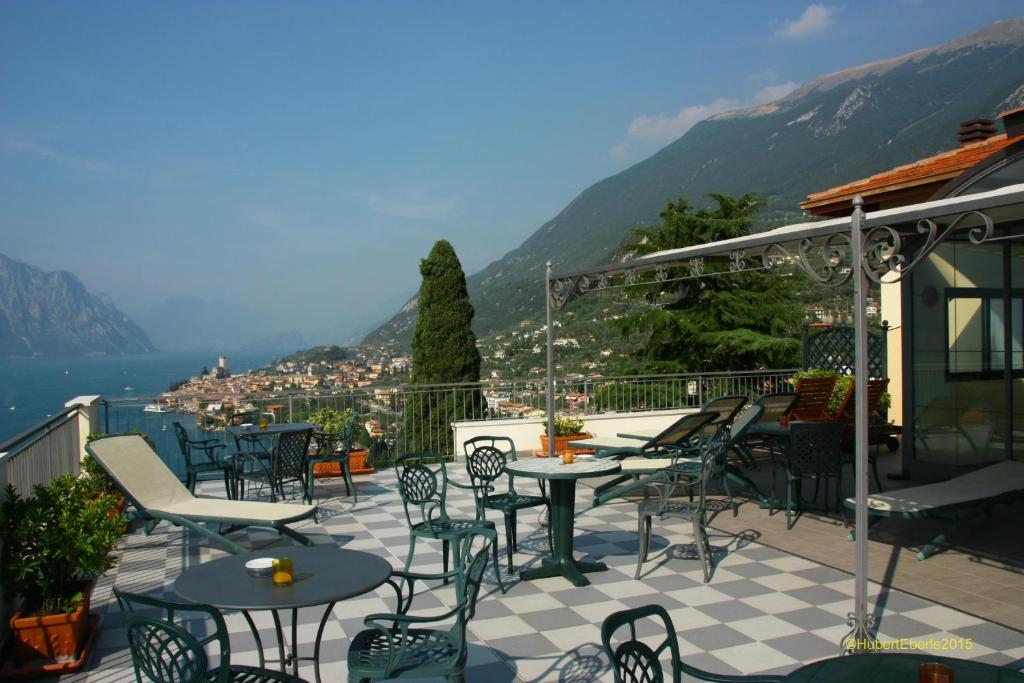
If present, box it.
[998,106,1024,139]
[958,118,997,146]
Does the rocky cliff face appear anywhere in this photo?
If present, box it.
[365,18,1024,348]
[0,253,156,357]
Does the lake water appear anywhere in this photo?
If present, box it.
[0,352,276,468]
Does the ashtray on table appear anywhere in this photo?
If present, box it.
[245,558,275,577]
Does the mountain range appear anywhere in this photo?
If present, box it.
[0,253,155,357]
[364,18,1024,347]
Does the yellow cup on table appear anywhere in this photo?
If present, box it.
[273,557,293,585]
[258,417,270,430]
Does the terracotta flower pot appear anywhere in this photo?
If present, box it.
[348,449,374,475]
[10,598,90,664]
[539,433,594,456]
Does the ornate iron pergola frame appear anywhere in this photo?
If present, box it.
[542,183,1024,652]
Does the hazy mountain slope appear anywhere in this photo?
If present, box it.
[365,19,1024,347]
[134,296,307,352]
[0,254,155,357]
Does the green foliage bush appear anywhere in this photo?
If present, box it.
[616,194,803,372]
[542,416,586,437]
[0,476,126,616]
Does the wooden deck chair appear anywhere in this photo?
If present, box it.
[87,435,318,554]
[836,378,890,491]
[790,375,837,422]
[834,377,889,423]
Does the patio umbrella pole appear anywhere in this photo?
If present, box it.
[545,261,557,457]
[845,196,876,652]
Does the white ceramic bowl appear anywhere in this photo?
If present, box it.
[245,557,275,577]
[240,423,254,429]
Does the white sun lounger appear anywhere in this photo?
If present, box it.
[87,435,319,554]
[843,460,1024,560]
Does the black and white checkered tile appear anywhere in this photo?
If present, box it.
[74,467,1023,682]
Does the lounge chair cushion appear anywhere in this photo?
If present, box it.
[847,461,1024,516]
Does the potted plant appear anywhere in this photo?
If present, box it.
[83,433,127,514]
[0,475,126,669]
[540,416,592,456]
[308,408,374,476]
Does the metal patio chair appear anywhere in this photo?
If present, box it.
[601,604,784,683]
[632,406,764,581]
[395,452,505,593]
[781,421,844,529]
[114,588,306,683]
[462,436,550,574]
[347,527,496,682]
[235,428,313,502]
[173,421,235,498]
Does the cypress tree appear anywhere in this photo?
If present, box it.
[411,240,481,384]
[404,240,482,455]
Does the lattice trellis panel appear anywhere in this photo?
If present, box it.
[802,324,887,378]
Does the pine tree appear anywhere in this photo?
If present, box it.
[404,240,482,455]
[615,193,802,373]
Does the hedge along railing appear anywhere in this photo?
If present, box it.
[100,369,797,467]
[0,405,82,496]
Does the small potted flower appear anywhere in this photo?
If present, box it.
[540,416,592,456]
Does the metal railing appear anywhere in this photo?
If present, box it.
[100,369,797,469]
[0,405,81,495]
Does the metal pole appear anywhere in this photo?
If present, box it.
[545,261,557,457]
[846,195,876,651]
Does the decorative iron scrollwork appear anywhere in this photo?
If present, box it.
[842,611,877,654]
[547,207,997,309]
[729,250,746,272]
[549,277,576,310]
[861,210,995,283]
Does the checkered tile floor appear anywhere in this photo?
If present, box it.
[70,467,1023,682]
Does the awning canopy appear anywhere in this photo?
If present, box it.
[548,182,1024,309]
[542,181,1024,652]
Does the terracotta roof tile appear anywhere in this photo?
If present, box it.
[801,133,1024,210]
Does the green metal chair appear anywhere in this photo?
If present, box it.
[347,527,496,682]
[462,436,550,574]
[235,429,313,502]
[601,604,785,683]
[632,406,763,581]
[633,447,714,582]
[395,452,505,593]
[781,422,844,529]
[306,429,357,504]
[114,588,306,683]
[173,422,235,499]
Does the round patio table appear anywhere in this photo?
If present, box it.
[504,457,621,587]
[174,545,392,683]
[783,653,1024,682]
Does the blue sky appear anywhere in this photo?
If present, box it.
[1,1,1021,344]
